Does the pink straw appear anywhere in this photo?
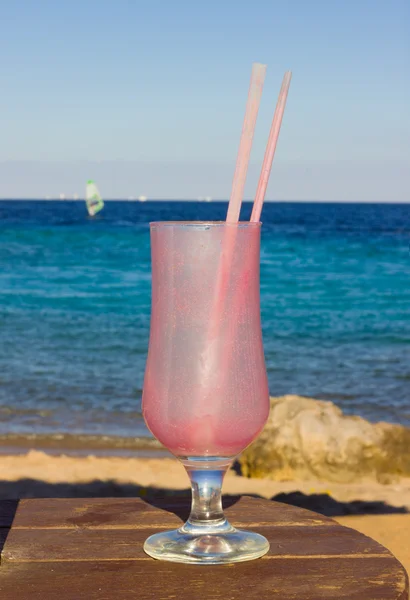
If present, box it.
[251,71,292,222]
[216,71,292,388]
[226,63,267,223]
[210,63,266,333]
[193,64,266,409]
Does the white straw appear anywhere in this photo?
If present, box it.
[226,63,267,222]
[251,71,292,222]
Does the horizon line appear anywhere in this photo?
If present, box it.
[1,198,409,204]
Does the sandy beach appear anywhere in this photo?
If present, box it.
[0,451,408,574]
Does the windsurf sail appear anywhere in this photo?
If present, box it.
[85,180,104,216]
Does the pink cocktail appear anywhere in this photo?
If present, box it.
[142,222,270,564]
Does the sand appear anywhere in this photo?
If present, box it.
[0,451,408,573]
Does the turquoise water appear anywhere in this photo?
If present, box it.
[0,200,409,446]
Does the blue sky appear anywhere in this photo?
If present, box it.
[1,0,409,200]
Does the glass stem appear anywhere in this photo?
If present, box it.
[183,464,232,532]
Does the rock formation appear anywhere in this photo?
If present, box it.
[239,395,410,483]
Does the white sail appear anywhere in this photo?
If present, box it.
[85,180,104,216]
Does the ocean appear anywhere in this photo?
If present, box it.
[0,200,409,452]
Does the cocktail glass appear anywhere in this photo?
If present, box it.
[142,221,270,564]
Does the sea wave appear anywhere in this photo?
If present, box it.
[0,432,164,455]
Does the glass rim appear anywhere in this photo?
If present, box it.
[150,221,262,228]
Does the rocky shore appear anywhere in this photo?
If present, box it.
[240,395,410,483]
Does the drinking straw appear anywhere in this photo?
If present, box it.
[251,71,292,222]
[216,72,293,396]
[210,62,266,329]
[226,62,267,222]
[194,64,266,407]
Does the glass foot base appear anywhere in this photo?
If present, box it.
[144,525,269,565]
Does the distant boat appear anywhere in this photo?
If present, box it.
[138,195,147,202]
[59,193,66,201]
[204,196,212,202]
[85,180,104,216]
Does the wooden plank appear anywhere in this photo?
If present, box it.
[0,498,408,599]
[8,496,335,530]
[1,524,390,563]
[0,557,407,600]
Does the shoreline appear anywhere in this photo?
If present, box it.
[0,433,166,458]
[0,446,171,459]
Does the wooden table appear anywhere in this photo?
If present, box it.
[0,496,408,599]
